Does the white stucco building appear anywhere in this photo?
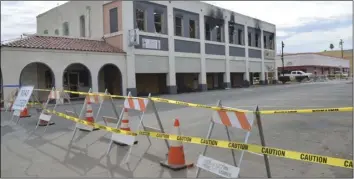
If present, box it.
[276,53,350,75]
[1,1,277,101]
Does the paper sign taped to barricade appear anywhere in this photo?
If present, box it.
[196,155,240,178]
[13,110,21,117]
[76,123,93,131]
[111,133,136,146]
[12,86,34,111]
[39,113,52,122]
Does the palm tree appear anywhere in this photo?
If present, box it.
[329,43,334,50]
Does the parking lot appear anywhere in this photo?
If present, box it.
[1,80,353,177]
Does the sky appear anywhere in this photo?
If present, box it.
[1,1,352,54]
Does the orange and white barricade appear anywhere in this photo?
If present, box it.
[195,100,271,178]
[71,88,108,142]
[106,92,170,166]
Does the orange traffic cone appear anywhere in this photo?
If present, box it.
[160,118,194,171]
[19,106,31,118]
[80,98,100,131]
[114,108,138,146]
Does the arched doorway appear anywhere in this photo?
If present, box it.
[63,63,92,99]
[98,64,122,95]
[19,62,55,101]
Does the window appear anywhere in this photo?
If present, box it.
[269,35,274,49]
[263,35,267,48]
[189,19,196,38]
[63,22,69,36]
[136,8,145,31]
[109,8,118,33]
[216,25,222,42]
[175,16,182,36]
[248,32,251,46]
[55,29,59,35]
[237,29,242,45]
[45,70,53,88]
[205,23,211,40]
[44,30,48,34]
[154,11,162,33]
[255,33,259,47]
[80,15,86,37]
[228,23,234,44]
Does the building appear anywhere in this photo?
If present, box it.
[317,49,353,76]
[1,1,277,101]
[276,53,350,75]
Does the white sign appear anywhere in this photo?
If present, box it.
[129,28,140,46]
[196,155,240,178]
[142,38,161,50]
[111,133,136,146]
[12,86,34,111]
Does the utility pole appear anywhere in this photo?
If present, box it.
[281,41,285,76]
[339,39,344,58]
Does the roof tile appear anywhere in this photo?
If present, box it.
[1,35,125,53]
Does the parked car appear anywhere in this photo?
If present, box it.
[278,70,313,84]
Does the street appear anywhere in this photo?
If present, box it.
[1,80,353,177]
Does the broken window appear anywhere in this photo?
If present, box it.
[63,22,69,36]
[269,35,274,49]
[237,29,242,45]
[80,15,86,37]
[44,30,48,34]
[263,35,267,48]
[136,8,145,31]
[248,32,251,46]
[175,16,182,36]
[216,25,222,42]
[189,19,196,38]
[205,23,211,40]
[154,11,162,33]
[255,33,259,47]
[228,23,234,44]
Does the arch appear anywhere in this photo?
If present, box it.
[19,62,55,101]
[63,63,92,99]
[97,63,123,95]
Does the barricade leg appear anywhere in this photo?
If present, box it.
[256,106,272,178]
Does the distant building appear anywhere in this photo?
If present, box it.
[276,53,350,75]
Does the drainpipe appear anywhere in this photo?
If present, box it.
[86,6,91,38]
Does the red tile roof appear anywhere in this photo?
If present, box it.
[1,35,125,53]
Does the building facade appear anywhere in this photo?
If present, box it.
[1,1,277,101]
[276,53,350,75]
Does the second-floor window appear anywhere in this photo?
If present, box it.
[248,32,251,46]
[80,15,86,37]
[216,25,222,42]
[237,29,243,45]
[263,35,267,48]
[154,11,162,33]
[55,29,59,35]
[269,35,274,49]
[136,8,145,31]
[205,23,211,40]
[109,8,118,33]
[175,16,182,36]
[255,33,259,47]
[189,19,196,38]
[63,22,69,36]
[229,23,234,44]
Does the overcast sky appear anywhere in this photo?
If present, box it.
[1,1,352,54]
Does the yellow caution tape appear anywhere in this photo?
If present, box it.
[33,88,353,114]
[44,109,353,169]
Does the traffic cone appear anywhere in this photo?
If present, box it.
[160,118,194,171]
[80,99,100,131]
[114,108,138,146]
[19,106,31,118]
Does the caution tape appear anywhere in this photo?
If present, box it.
[44,109,353,169]
[33,89,353,114]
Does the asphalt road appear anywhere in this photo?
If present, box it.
[1,80,353,177]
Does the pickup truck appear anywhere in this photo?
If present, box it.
[279,70,313,84]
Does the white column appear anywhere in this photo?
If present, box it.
[166,4,176,94]
[224,18,230,88]
[199,12,207,90]
[122,1,136,96]
[274,30,278,81]
[260,30,265,83]
[244,25,250,82]
[54,71,63,90]
[90,69,98,92]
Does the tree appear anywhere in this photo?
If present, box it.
[329,43,334,50]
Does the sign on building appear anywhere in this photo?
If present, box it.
[142,38,161,50]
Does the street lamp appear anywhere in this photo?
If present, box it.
[281,41,285,76]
